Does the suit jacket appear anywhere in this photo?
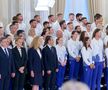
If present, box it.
[0,47,15,76]
[12,46,27,72]
[42,45,58,71]
[28,48,44,74]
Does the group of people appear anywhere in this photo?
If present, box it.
[0,12,108,90]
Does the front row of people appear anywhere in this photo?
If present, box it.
[0,28,108,90]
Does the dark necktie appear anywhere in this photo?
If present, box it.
[4,48,9,57]
[51,47,54,53]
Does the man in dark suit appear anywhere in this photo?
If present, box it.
[0,36,15,90]
[42,36,58,90]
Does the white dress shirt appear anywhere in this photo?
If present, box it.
[36,48,42,58]
[81,47,94,66]
[55,45,67,63]
[86,31,92,39]
[91,22,97,31]
[26,36,35,47]
[18,22,26,31]
[67,38,81,58]
[17,47,22,57]
[35,23,43,36]
[52,20,61,36]
[91,38,104,62]
[5,23,11,34]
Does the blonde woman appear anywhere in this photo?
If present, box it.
[28,36,44,90]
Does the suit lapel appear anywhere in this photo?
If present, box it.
[15,47,22,58]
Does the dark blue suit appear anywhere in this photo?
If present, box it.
[0,47,15,90]
[28,48,43,86]
[42,45,58,90]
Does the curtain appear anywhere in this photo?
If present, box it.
[89,0,106,23]
[19,0,31,26]
[49,0,66,18]
[64,0,89,21]
[0,0,9,26]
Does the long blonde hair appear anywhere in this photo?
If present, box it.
[30,36,40,49]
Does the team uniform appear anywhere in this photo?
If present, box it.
[91,38,104,90]
[81,46,94,88]
[55,45,67,89]
[67,38,81,80]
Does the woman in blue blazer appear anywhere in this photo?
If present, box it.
[28,36,44,90]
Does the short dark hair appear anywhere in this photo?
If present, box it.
[12,16,17,21]
[43,21,49,26]
[59,20,66,27]
[85,22,91,26]
[76,13,83,18]
[75,25,80,30]
[69,13,74,16]
[29,19,36,24]
[34,15,39,18]
[81,17,87,21]
[48,15,54,19]
[94,13,102,21]
[12,21,18,25]
[16,30,25,36]
[67,22,73,25]
[16,13,22,17]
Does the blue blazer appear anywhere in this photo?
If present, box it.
[28,48,44,74]
[0,47,15,76]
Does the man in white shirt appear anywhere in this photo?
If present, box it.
[74,13,83,27]
[59,20,68,46]
[65,22,74,40]
[43,21,50,28]
[9,24,18,41]
[66,13,75,24]
[16,13,26,31]
[34,15,43,36]
[91,13,103,31]
[80,17,88,31]
[0,22,4,38]
[48,14,55,27]
[52,13,63,36]
[29,19,37,36]
[85,22,92,39]
[5,16,18,34]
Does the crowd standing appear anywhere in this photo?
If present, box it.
[0,12,108,90]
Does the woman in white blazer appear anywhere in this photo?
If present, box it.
[91,28,104,90]
[67,31,81,80]
[55,37,67,89]
[81,37,95,89]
